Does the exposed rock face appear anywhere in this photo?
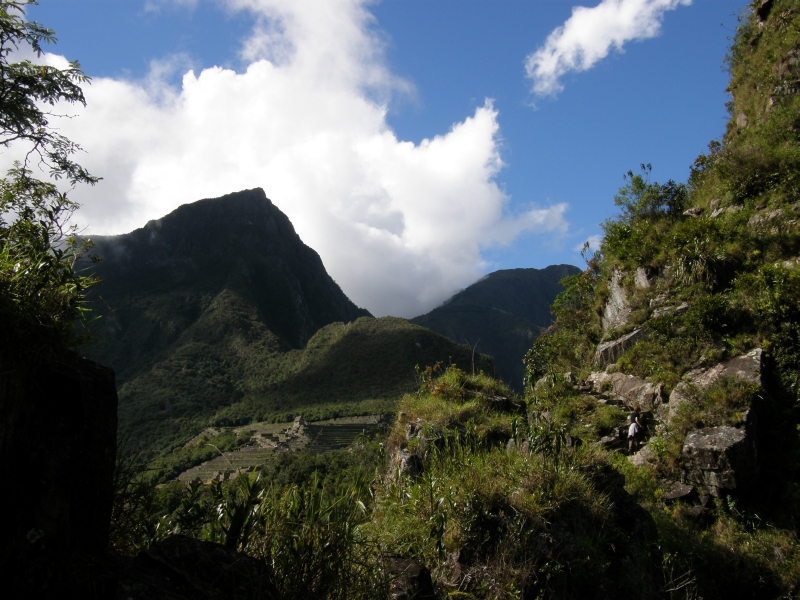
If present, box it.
[683,207,704,217]
[392,449,424,480]
[601,270,631,331]
[594,328,650,367]
[629,445,656,467]
[0,350,117,558]
[749,208,784,231]
[682,426,758,497]
[662,482,696,503]
[652,302,688,319]
[634,266,654,289]
[587,371,665,412]
[117,534,274,599]
[663,348,762,424]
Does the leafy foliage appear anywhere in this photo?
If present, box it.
[0,168,98,347]
[0,0,99,351]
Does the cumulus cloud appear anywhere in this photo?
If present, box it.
[526,0,691,96]
[5,0,568,317]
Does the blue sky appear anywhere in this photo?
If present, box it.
[23,0,743,317]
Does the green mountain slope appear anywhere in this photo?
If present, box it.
[83,190,491,457]
[118,314,491,457]
[410,265,579,389]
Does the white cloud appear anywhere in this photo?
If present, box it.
[526,0,691,96]
[6,0,568,318]
[574,234,603,252]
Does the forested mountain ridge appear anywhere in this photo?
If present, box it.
[410,265,580,389]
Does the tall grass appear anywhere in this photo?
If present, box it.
[110,443,388,598]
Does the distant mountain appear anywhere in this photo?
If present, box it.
[84,189,490,456]
[410,265,581,390]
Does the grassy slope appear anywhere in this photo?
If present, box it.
[410,265,579,390]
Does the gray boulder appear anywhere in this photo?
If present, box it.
[594,328,650,367]
[682,426,758,497]
[634,266,654,289]
[652,302,689,319]
[629,444,656,467]
[683,207,704,217]
[587,370,665,412]
[748,208,784,231]
[664,348,762,424]
[662,481,696,503]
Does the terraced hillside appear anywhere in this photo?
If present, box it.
[176,415,389,483]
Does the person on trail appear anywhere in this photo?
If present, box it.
[628,406,643,453]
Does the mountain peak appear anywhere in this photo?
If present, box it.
[86,189,370,385]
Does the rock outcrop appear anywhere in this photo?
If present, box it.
[601,270,631,331]
[634,266,654,289]
[587,371,665,413]
[392,448,425,480]
[662,348,762,424]
[594,328,650,367]
[682,426,758,497]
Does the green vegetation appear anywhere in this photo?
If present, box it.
[369,366,661,599]
[0,0,99,352]
[119,314,493,461]
[111,438,388,598]
[113,367,664,598]
[76,186,496,463]
[12,2,800,598]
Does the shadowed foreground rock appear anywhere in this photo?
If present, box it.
[117,535,275,600]
[384,555,436,600]
[0,350,117,557]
